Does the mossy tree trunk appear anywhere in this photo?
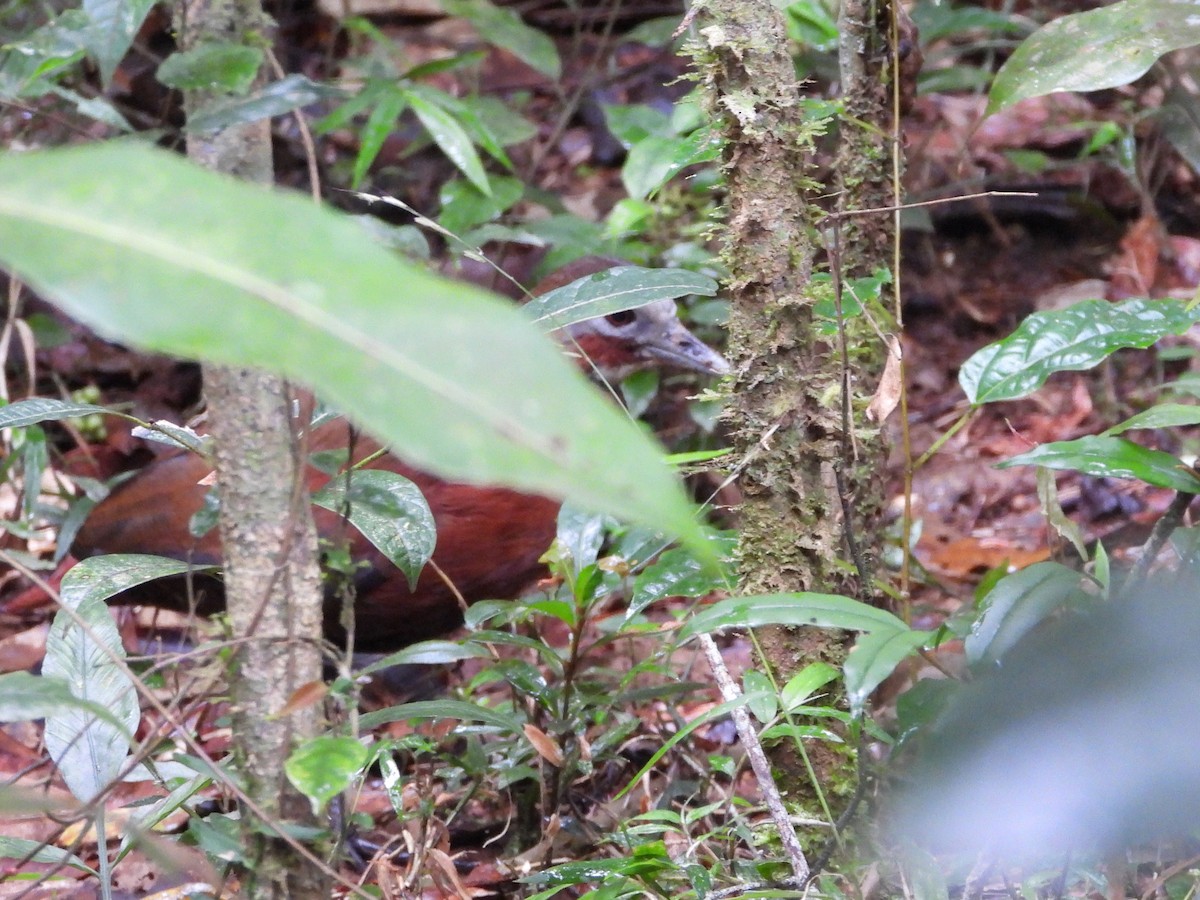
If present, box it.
[696,0,899,837]
[177,0,330,894]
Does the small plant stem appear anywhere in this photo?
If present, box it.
[912,406,978,472]
[1122,487,1195,590]
[698,634,810,885]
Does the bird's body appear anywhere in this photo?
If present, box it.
[67,257,728,651]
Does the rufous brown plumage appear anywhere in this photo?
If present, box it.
[68,256,728,651]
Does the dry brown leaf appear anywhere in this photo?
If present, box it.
[522,724,563,766]
[278,680,328,717]
[867,335,902,423]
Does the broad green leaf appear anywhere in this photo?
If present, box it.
[0,143,713,563]
[743,669,777,722]
[895,579,1200,857]
[359,699,522,732]
[156,43,264,93]
[989,0,1200,114]
[352,86,408,189]
[454,94,537,148]
[409,85,514,170]
[964,561,1090,667]
[0,11,91,98]
[51,85,133,131]
[313,79,382,135]
[622,129,722,200]
[439,0,561,78]
[0,397,111,428]
[1102,402,1200,436]
[312,469,436,588]
[959,298,1200,404]
[603,104,673,146]
[438,175,524,235]
[629,533,736,618]
[0,671,128,730]
[44,560,143,802]
[401,49,488,80]
[911,2,1026,45]
[845,628,930,717]
[54,554,211,603]
[0,836,96,875]
[525,265,719,330]
[406,89,491,195]
[554,503,609,576]
[187,74,339,133]
[679,592,906,640]
[82,0,156,85]
[357,639,490,676]
[997,435,1200,493]
[285,736,369,814]
[780,661,840,711]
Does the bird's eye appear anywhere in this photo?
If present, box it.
[605,310,637,327]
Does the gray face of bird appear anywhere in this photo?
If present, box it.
[563,300,730,379]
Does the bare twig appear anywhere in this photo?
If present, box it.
[697,633,810,885]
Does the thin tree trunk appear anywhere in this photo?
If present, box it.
[696,0,894,834]
[178,0,329,894]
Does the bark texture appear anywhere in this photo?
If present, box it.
[696,0,894,832]
[178,0,329,894]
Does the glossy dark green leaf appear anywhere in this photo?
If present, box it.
[312,469,436,588]
[0,143,713,563]
[410,85,513,170]
[989,0,1200,114]
[679,592,906,640]
[439,0,560,78]
[525,265,718,330]
[960,299,1200,405]
[845,627,929,717]
[187,74,339,133]
[1101,402,1200,436]
[352,86,407,189]
[997,435,1200,493]
[156,43,263,93]
[964,561,1091,667]
[406,88,490,195]
[553,503,608,577]
[285,736,369,813]
[629,533,736,617]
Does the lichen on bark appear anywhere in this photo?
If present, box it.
[693,0,898,846]
[177,0,330,893]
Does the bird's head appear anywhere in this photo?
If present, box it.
[564,301,730,380]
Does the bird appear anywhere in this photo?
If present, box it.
[65,256,729,652]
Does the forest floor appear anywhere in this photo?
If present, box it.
[2,2,1200,897]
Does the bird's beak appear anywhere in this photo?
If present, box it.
[640,319,730,376]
